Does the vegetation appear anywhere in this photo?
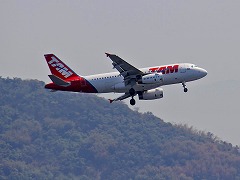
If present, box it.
[0,77,240,179]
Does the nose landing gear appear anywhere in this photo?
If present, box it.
[182,82,188,92]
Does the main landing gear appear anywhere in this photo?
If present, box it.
[130,98,136,106]
[182,82,188,92]
[129,88,136,106]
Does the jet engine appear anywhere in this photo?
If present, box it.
[138,88,163,100]
[139,73,163,84]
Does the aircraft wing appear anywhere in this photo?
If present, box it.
[105,53,144,78]
[109,93,131,103]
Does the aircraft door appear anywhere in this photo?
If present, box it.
[180,64,186,73]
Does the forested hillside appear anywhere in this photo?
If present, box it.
[0,77,240,180]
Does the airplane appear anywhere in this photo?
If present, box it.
[44,53,207,106]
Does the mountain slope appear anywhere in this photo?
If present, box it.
[0,77,239,180]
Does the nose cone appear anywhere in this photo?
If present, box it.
[200,68,208,78]
[193,67,207,80]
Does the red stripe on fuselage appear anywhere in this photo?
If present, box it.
[149,65,179,74]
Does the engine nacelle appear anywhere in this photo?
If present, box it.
[139,73,163,84]
[138,88,163,100]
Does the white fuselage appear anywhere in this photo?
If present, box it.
[84,63,207,93]
[44,53,208,105]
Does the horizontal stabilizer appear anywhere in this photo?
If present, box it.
[48,75,71,87]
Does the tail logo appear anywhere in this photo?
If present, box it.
[48,57,73,78]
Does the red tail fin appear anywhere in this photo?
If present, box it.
[44,54,79,80]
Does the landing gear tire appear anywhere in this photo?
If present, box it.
[182,82,188,93]
[129,88,135,96]
[130,98,136,106]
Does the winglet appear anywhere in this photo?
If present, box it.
[108,99,114,103]
[105,52,111,57]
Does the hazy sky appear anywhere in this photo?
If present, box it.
[1,1,240,145]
